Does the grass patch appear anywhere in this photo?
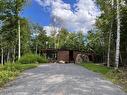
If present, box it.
[80,63,127,92]
[0,63,38,87]
[106,69,127,92]
[80,63,111,75]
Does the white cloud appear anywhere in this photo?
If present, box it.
[44,26,60,36]
[35,0,100,34]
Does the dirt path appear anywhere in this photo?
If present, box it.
[0,64,126,95]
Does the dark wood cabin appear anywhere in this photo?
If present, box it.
[42,48,95,63]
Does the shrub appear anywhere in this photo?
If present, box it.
[0,63,37,87]
[2,63,22,72]
[36,55,48,63]
[106,70,127,92]
[18,53,47,64]
[0,70,19,86]
[2,63,38,72]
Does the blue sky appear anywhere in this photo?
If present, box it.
[21,0,77,26]
[21,0,51,26]
[21,0,100,33]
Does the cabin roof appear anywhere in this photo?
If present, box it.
[42,48,95,54]
[42,48,79,52]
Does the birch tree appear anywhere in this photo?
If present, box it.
[15,0,26,60]
[18,19,21,60]
[115,0,121,69]
[0,1,5,65]
[107,0,114,67]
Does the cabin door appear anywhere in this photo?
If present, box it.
[69,51,74,63]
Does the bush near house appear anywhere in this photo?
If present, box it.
[18,53,47,64]
[0,63,37,87]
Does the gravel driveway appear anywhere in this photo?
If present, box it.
[0,64,126,95]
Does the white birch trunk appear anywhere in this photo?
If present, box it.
[18,19,21,60]
[115,0,121,69]
[107,0,114,67]
[107,29,111,67]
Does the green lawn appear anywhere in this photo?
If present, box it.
[0,63,38,87]
[80,63,127,92]
[80,63,111,75]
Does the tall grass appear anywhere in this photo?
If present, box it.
[0,63,37,87]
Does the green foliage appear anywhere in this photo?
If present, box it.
[86,31,105,54]
[80,63,111,75]
[53,28,86,50]
[106,69,127,92]
[2,63,37,72]
[95,0,127,65]
[0,63,37,87]
[31,26,86,54]
[0,70,19,86]
[30,23,48,54]
[18,53,47,64]
[0,0,31,63]
[20,18,31,54]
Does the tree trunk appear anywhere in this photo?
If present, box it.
[1,48,4,65]
[120,52,123,65]
[125,47,127,66]
[35,44,38,54]
[39,50,41,55]
[107,0,114,67]
[38,49,41,56]
[107,30,111,67]
[115,0,121,69]
[18,19,21,60]
[7,50,10,62]
[13,47,16,63]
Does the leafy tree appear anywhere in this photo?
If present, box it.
[15,0,27,60]
[0,0,29,63]
[96,0,127,68]
[30,24,48,54]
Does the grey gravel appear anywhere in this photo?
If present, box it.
[0,63,126,95]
